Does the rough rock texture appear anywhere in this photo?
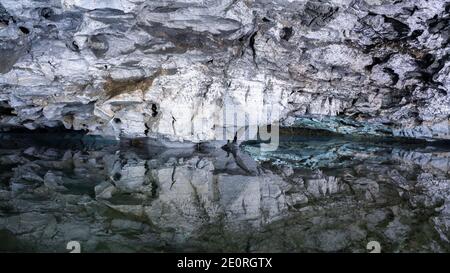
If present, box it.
[0,0,449,141]
[1,134,450,252]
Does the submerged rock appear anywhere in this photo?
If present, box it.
[0,0,448,141]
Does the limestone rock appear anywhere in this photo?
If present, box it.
[0,0,448,141]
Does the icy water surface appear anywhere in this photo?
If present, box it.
[0,133,450,252]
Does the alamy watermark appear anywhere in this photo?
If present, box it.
[366,241,381,253]
[65,240,381,253]
[189,99,281,152]
[66,241,81,253]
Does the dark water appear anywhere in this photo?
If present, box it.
[0,133,449,252]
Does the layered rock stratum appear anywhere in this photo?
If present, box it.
[0,0,449,142]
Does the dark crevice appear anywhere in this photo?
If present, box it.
[0,103,15,116]
[301,1,339,30]
[365,54,393,72]
[151,104,158,117]
[1,125,84,134]
[405,71,435,85]
[66,40,80,52]
[0,3,12,25]
[280,27,293,41]
[428,54,448,76]
[18,26,30,34]
[409,29,424,40]
[383,16,410,38]
[144,123,149,136]
[383,67,399,85]
[39,7,54,19]
[249,31,257,63]
[407,53,447,86]
[417,53,435,69]
[113,172,122,181]
[402,5,419,16]
[171,116,176,135]
[427,14,450,34]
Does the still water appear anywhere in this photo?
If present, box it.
[0,133,449,252]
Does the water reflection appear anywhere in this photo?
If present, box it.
[0,134,449,252]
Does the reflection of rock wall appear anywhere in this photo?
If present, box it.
[305,174,340,198]
[0,135,296,251]
[392,149,450,174]
[1,135,450,252]
[102,151,291,240]
[247,139,450,250]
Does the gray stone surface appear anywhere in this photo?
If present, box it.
[0,0,449,141]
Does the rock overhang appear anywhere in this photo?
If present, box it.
[0,0,448,142]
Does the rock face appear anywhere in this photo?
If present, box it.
[0,0,449,141]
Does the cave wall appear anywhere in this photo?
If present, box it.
[0,0,449,141]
